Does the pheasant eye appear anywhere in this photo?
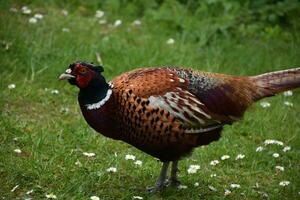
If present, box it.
[79,68,87,74]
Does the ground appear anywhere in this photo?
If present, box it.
[0,1,300,199]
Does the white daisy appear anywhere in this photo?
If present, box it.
[95,10,104,18]
[178,185,188,189]
[75,160,82,167]
[29,17,37,24]
[50,89,59,94]
[275,166,284,171]
[166,38,175,45]
[26,189,34,195]
[224,189,231,196]
[221,155,230,160]
[260,101,270,108]
[45,193,57,199]
[61,9,68,16]
[283,146,291,152]
[235,154,245,160]
[256,146,264,152]
[14,149,22,154]
[279,181,290,187]
[134,160,142,166]
[34,13,43,19]
[284,101,293,107]
[21,6,31,14]
[210,160,219,166]
[60,107,69,113]
[264,139,283,146]
[194,182,199,187]
[272,153,280,158]
[106,167,117,173]
[187,164,200,174]
[283,90,293,96]
[208,185,217,191]
[11,185,19,192]
[132,20,141,26]
[62,28,70,32]
[133,196,143,199]
[210,173,217,178]
[8,84,16,89]
[83,152,96,157]
[114,19,122,27]
[90,196,100,200]
[125,154,136,160]
[230,183,241,189]
[134,160,143,166]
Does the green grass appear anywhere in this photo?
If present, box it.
[1,1,300,199]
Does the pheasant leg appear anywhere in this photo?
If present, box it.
[147,162,169,192]
[169,160,181,186]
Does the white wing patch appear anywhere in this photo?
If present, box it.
[148,88,222,134]
[149,89,209,124]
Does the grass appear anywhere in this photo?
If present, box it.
[1,1,300,199]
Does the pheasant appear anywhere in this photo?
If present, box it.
[59,62,300,191]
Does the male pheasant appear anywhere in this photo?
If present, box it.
[59,62,300,191]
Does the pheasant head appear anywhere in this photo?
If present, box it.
[59,61,105,88]
[59,61,110,106]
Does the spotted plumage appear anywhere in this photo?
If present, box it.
[59,62,300,191]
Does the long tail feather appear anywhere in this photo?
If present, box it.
[251,67,300,101]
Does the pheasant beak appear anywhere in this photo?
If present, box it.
[59,69,75,80]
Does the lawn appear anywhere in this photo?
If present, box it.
[0,1,300,199]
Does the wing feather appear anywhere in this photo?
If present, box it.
[112,67,255,134]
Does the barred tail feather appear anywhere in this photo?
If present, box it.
[251,67,300,101]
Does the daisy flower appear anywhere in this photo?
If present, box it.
[235,154,245,160]
[283,90,293,96]
[275,166,284,171]
[14,149,22,154]
[272,153,280,158]
[90,196,100,200]
[284,101,293,107]
[256,146,264,152]
[114,19,122,27]
[230,183,241,189]
[106,167,117,173]
[283,146,291,152]
[208,185,217,191]
[134,160,142,166]
[125,154,136,160]
[132,20,141,26]
[29,17,37,24]
[95,10,104,18]
[8,84,16,89]
[166,38,175,45]
[264,139,283,146]
[279,181,290,187]
[210,160,219,166]
[224,189,231,196]
[83,152,96,157]
[178,185,188,189]
[45,193,57,199]
[187,164,200,174]
[260,101,270,108]
[133,196,143,199]
[221,155,230,160]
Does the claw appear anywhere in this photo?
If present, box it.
[170,179,181,187]
[146,184,164,193]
